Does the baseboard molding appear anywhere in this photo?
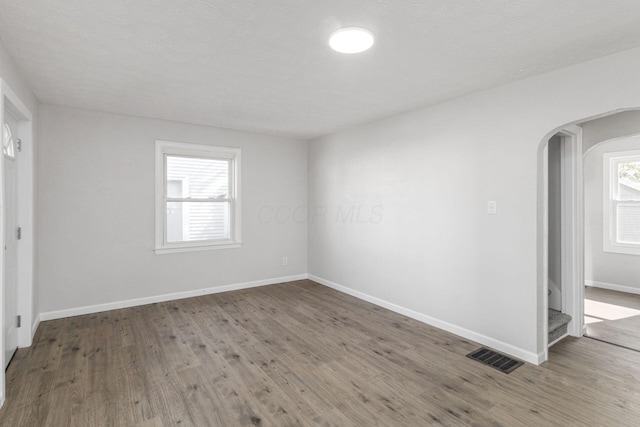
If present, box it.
[39,274,308,321]
[308,274,541,365]
[585,280,640,295]
[36,272,542,365]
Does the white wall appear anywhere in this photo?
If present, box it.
[547,135,563,311]
[583,115,640,292]
[0,43,37,113]
[582,110,640,153]
[308,46,640,363]
[38,105,307,314]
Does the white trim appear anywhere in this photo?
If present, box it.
[39,274,308,321]
[36,272,546,365]
[154,140,242,254]
[540,141,549,362]
[16,110,34,348]
[32,271,551,366]
[308,274,541,365]
[538,125,585,364]
[154,243,242,255]
[558,125,584,339]
[0,82,32,122]
[585,280,640,295]
[0,79,35,410]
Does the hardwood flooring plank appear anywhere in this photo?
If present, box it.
[584,287,640,351]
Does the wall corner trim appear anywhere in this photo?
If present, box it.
[38,274,309,321]
[308,274,542,365]
[29,314,40,344]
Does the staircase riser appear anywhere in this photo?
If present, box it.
[549,324,568,344]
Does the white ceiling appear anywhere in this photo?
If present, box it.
[2,1,640,139]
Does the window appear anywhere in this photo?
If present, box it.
[3,123,15,159]
[155,140,241,254]
[603,150,640,255]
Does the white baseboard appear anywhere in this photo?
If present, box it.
[308,274,541,365]
[36,272,542,365]
[39,274,308,321]
[585,280,640,295]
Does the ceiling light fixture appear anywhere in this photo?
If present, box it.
[329,27,374,54]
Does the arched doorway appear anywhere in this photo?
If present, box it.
[538,108,640,362]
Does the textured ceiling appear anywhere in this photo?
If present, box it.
[2,1,640,139]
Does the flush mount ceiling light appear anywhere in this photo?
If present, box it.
[329,27,374,54]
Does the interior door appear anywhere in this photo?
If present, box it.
[3,111,19,368]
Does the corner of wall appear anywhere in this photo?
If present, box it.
[308,274,542,365]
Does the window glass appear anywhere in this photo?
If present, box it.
[166,156,229,199]
[3,123,15,159]
[617,160,640,201]
[616,204,640,244]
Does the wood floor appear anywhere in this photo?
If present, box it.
[585,286,640,352]
[2,280,640,426]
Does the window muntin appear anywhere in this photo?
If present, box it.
[604,150,640,255]
[155,141,241,254]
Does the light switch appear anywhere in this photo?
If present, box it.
[487,201,497,215]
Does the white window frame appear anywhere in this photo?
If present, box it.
[155,140,242,254]
[603,149,640,256]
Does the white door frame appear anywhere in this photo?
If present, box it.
[0,79,35,407]
[540,125,584,362]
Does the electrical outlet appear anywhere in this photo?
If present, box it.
[487,201,497,215]
[282,257,288,266]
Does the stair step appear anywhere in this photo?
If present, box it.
[549,309,571,331]
[548,309,571,345]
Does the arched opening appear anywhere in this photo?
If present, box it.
[538,108,640,363]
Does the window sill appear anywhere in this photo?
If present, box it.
[154,242,242,255]
[603,243,640,256]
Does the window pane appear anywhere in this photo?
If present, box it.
[617,204,640,244]
[618,160,640,200]
[166,202,230,242]
[2,123,15,159]
[167,179,183,198]
[166,156,229,199]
